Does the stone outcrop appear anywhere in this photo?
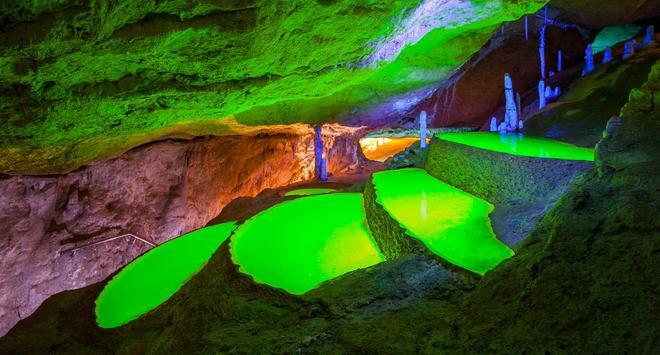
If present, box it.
[0,124,367,336]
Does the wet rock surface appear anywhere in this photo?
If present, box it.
[1,62,659,353]
[0,124,369,337]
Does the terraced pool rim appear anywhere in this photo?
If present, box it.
[436,132,595,161]
[95,222,237,328]
[229,193,384,295]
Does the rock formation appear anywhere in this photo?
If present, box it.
[0,124,369,336]
[420,111,428,150]
[603,47,614,63]
[582,44,595,76]
[504,74,519,131]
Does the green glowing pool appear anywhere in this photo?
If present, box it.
[95,222,237,328]
[230,193,384,294]
[283,188,336,196]
[373,168,513,275]
[437,132,595,161]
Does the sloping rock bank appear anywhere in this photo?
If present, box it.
[0,124,367,337]
[424,138,591,246]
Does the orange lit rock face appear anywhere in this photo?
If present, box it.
[0,126,366,336]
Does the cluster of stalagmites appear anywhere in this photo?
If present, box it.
[489,15,656,133]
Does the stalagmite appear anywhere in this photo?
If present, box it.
[538,80,546,109]
[490,117,498,132]
[419,111,428,149]
[498,122,507,133]
[603,47,613,63]
[504,74,518,131]
[623,40,636,59]
[582,44,595,76]
[518,119,524,130]
[554,87,561,97]
[539,26,547,79]
[641,25,656,48]
[545,86,553,98]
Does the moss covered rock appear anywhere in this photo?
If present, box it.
[0,0,546,173]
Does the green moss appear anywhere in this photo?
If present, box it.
[0,0,546,173]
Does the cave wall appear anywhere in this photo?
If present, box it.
[0,125,368,336]
[420,24,587,128]
[549,0,660,28]
[0,0,547,174]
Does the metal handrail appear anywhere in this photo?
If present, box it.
[60,233,156,255]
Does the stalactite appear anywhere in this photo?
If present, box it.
[419,111,428,150]
[525,16,529,41]
[539,26,547,80]
[516,93,522,122]
[319,158,327,182]
[314,125,323,179]
[557,50,562,73]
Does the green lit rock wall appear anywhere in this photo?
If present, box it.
[363,177,419,259]
[0,0,546,173]
[424,138,592,205]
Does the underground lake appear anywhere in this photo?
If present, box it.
[230,193,384,295]
[372,168,514,275]
[437,132,595,161]
[95,222,237,328]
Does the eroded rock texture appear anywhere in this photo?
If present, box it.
[0,124,367,336]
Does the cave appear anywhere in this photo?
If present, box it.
[0,0,659,353]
